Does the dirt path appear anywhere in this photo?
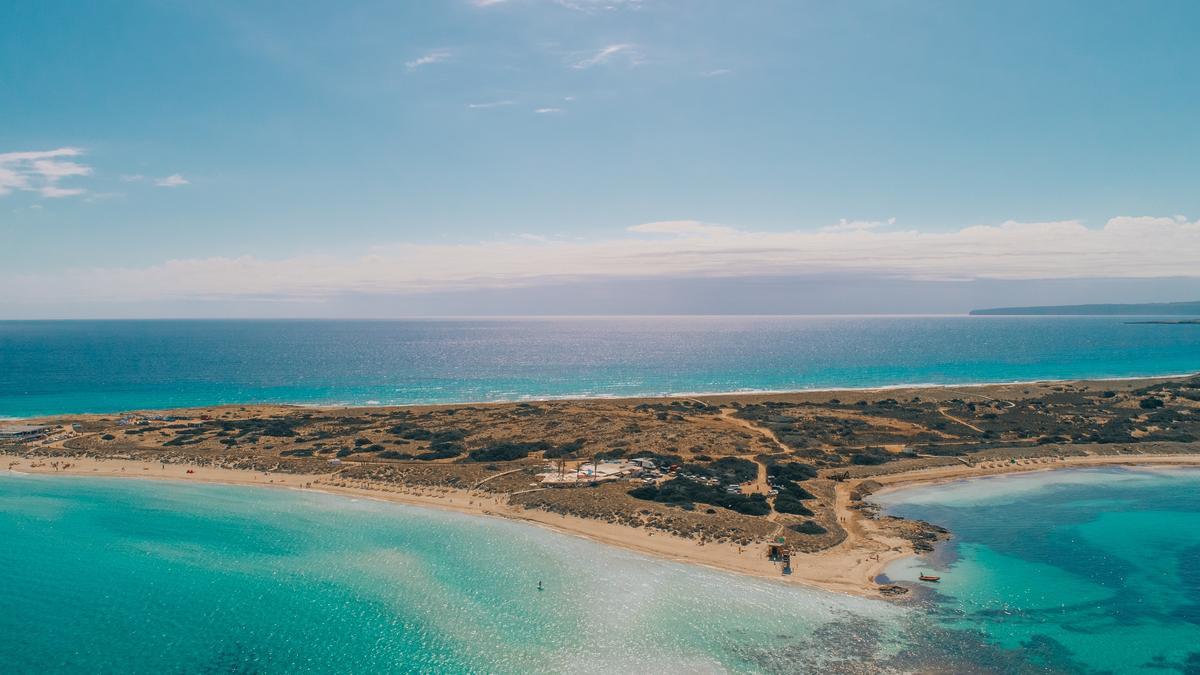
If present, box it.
[710,408,782,497]
[717,408,788,453]
[472,467,526,489]
[936,407,986,433]
[942,388,1017,409]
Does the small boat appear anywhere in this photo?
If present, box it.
[537,580,544,592]
[919,573,941,582]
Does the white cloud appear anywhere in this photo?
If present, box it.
[7,216,1199,304]
[475,0,642,10]
[0,147,91,198]
[0,148,83,163]
[821,217,895,233]
[120,174,146,183]
[38,186,87,198]
[0,166,27,195]
[31,159,90,179]
[702,68,732,77]
[534,107,564,114]
[467,100,516,109]
[154,174,189,188]
[572,43,638,69]
[628,220,737,237]
[554,0,643,11]
[406,50,451,70]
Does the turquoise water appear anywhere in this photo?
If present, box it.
[0,474,909,674]
[876,468,1200,674]
[6,472,1200,672]
[3,317,1200,417]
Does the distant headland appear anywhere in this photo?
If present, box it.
[1124,319,1200,325]
[970,300,1200,316]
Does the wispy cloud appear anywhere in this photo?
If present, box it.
[572,43,638,69]
[821,217,895,233]
[628,220,737,237]
[534,107,564,114]
[121,173,189,188]
[406,49,452,70]
[467,100,516,109]
[8,216,1200,304]
[0,147,92,198]
[554,0,643,12]
[473,0,643,10]
[37,186,87,198]
[154,174,189,188]
[702,68,732,77]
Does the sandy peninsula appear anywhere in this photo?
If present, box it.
[4,372,1200,598]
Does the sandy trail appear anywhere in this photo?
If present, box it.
[936,408,986,433]
[717,408,788,454]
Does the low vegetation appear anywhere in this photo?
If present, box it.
[15,374,1200,549]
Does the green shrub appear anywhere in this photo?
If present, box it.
[628,478,770,516]
[767,462,818,482]
[789,520,827,535]
[415,448,462,460]
[708,457,758,483]
[467,441,551,462]
[774,496,814,516]
[850,447,893,465]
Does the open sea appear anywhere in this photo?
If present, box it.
[2,316,1199,418]
[4,317,1200,672]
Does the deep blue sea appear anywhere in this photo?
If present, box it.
[2,316,1199,418]
[4,318,1200,672]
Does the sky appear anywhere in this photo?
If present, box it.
[2,0,1199,318]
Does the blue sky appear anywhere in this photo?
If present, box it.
[3,0,1199,317]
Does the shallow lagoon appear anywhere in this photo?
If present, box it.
[0,474,907,673]
[5,469,1200,673]
[877,467,1200,674]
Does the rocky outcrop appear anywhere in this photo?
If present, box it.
[850,479,882,502]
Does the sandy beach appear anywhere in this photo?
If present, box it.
[8,449,1200,599]
[7,371,1200,599]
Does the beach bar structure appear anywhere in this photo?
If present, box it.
[767,539,793,575]
[0,424,49,442]
[538,460,643,486]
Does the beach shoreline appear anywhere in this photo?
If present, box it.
[6,371,1200,598]
[7,450,1200,599]
[6,371,1198,421]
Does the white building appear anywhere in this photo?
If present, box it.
[0,424,49,441]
